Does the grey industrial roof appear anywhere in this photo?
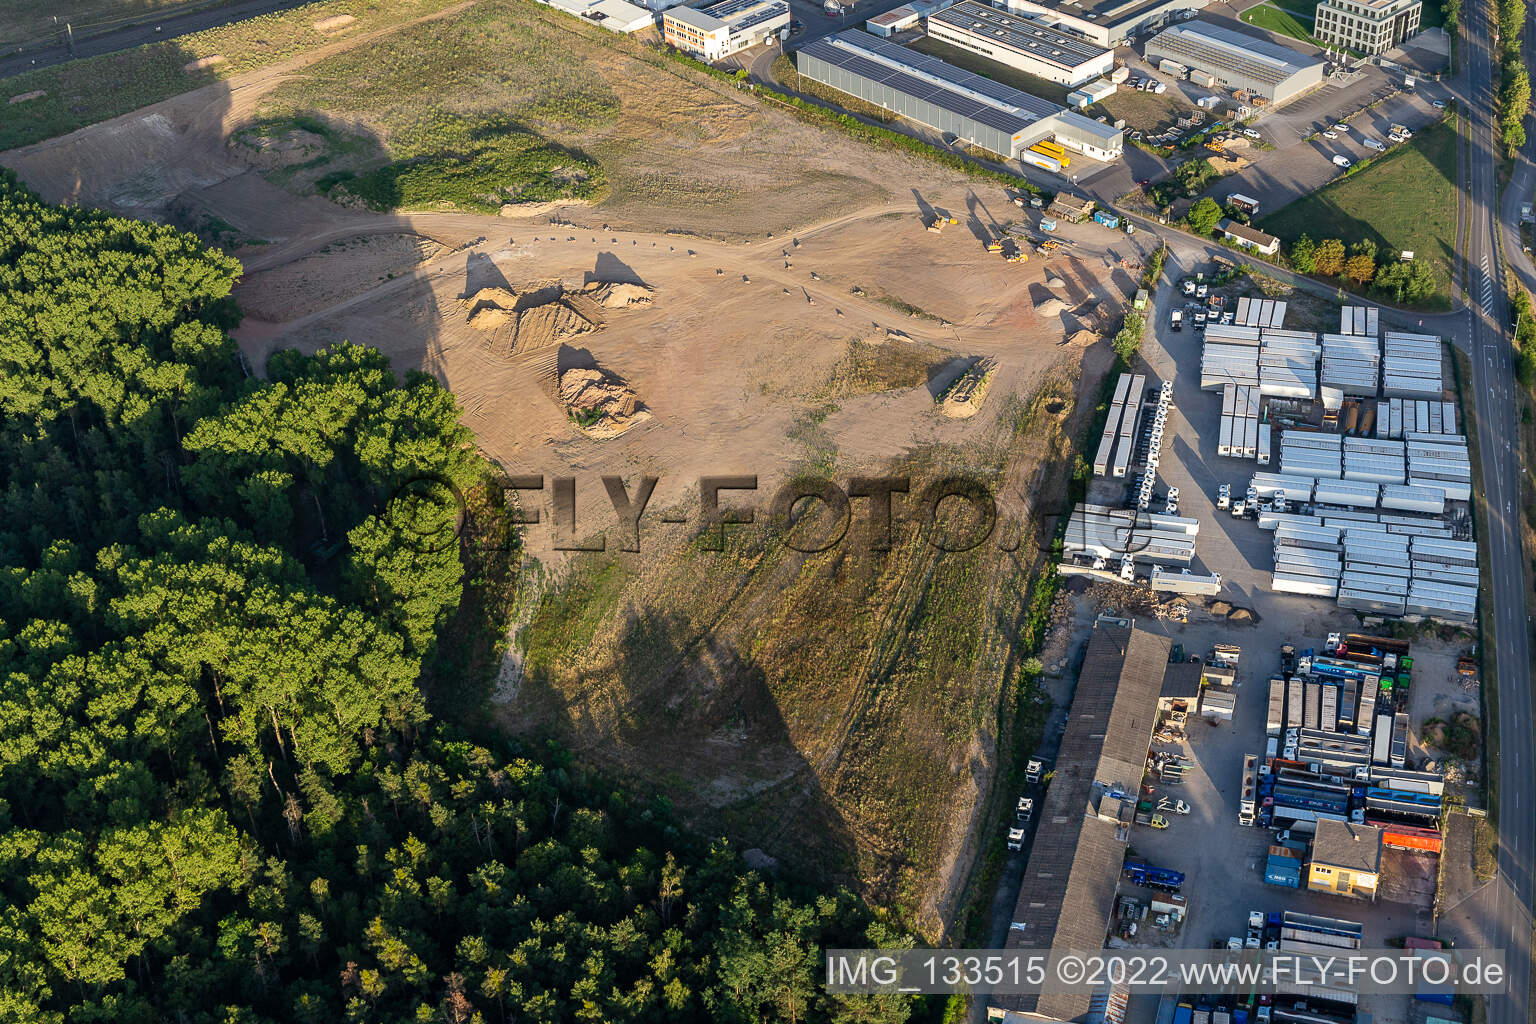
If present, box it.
[929,1,1111,70]
[999,625,1170,1019]
[668,0,785,29]
[1022,0,1187,29]
[797,30,1060,136]
[1148,21,1322,87]
[1312,819,1383,873]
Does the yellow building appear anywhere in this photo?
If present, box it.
[1307,819,1383,900]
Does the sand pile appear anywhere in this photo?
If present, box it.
[1045,277,1066,290]
[560,367,650,438]
[314,14,357,33]
[580,281,655,308]
[183,56,226,72]
[938,357,997,418]
[464,279,657,356]
[1035,296,1067,317]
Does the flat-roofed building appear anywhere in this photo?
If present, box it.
[1313,0,1421,55]
[990,624,1172,1022]
[999,0,1208,48]
[794,30,1123,162]
[1307,820,1383,900]
[865,4,921,35]
[663,0,789,59]
[1145,20,1326,104]
[927,0,1115,85]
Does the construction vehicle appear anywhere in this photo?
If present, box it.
[925,216,957,232]
[1149,814,1170,829]
[1025,759,1045,784]
[1006,826,1025,851]
[1015,796,1034,824]
[986,240,1003,253]
[1457,656,1477,677]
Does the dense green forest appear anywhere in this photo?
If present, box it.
[0,171,912,1023]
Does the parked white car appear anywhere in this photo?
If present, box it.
[1333,154,1352,168]
[1323,130,1338,139]
[1243,128,1261,139]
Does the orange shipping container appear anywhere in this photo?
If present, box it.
[1382,826,1442,854]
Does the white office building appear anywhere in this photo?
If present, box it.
[927,1,1116,85]
[1313,0,1422,55]
[663,0,790,59]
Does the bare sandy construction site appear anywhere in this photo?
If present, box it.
[0,0,1146,934]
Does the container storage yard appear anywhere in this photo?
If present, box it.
[1071,285,1480,627]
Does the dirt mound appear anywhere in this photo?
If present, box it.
[183,56,227,72]
[467,286,520,312]
[580,281,655,308]
[1045,276,1067,290]
[1208,152,1251,174]
[938,357,997,418]
[516,301,596,351]
[1036,296,1067,317]
[314,14,357,33]
[9,90,46,105]
[467,307,515,330]
[561,366,649,438]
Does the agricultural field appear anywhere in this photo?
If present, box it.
[1258,117,1459,302]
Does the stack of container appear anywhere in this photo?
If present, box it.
[1280,431,1343,479]
[1405,434,1471,499]
[1406,537,1477,621]
[1382,332,1443,398]
[1339,305,1379,337]
[1342,437,1406,484]
[1272,520,1342,596]
[1319,333,1380,395]
[1313,477,1379,508]
[1200,324,1261,389]
[1338,530,1410,615]
[1062,503,1199,566]
[1217,383,1261,458]
[1258,329,1320,398]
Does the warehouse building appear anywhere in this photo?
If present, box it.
[927,1,1115,86]
[992,624,1172,1022]
[1144,21,1326,104]
[1314,0,1422,55]
[662,0,789,60]
[795,31,1124,161]
[999,0,1206,47]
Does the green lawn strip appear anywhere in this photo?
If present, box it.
[1257,117,1459,302]
[1240,3,1318,44]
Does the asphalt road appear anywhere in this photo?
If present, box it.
[0,0,314,79]
[1455,0,1536,1019]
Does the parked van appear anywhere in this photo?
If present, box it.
[1332,154,1352,168]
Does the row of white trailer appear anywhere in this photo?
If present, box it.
[1338,304,1379,338]
[1268,519,1476,620]
[1381,331,1443,399]
[1249,472,1449,515]
[1233,296,1288,328]
[1091,372,1145,477]
[1276,430,1471,500]
[1217,383,1265,460]
[1375,397,1458,439]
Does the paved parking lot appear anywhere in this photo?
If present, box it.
[1192,85,1451,218]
